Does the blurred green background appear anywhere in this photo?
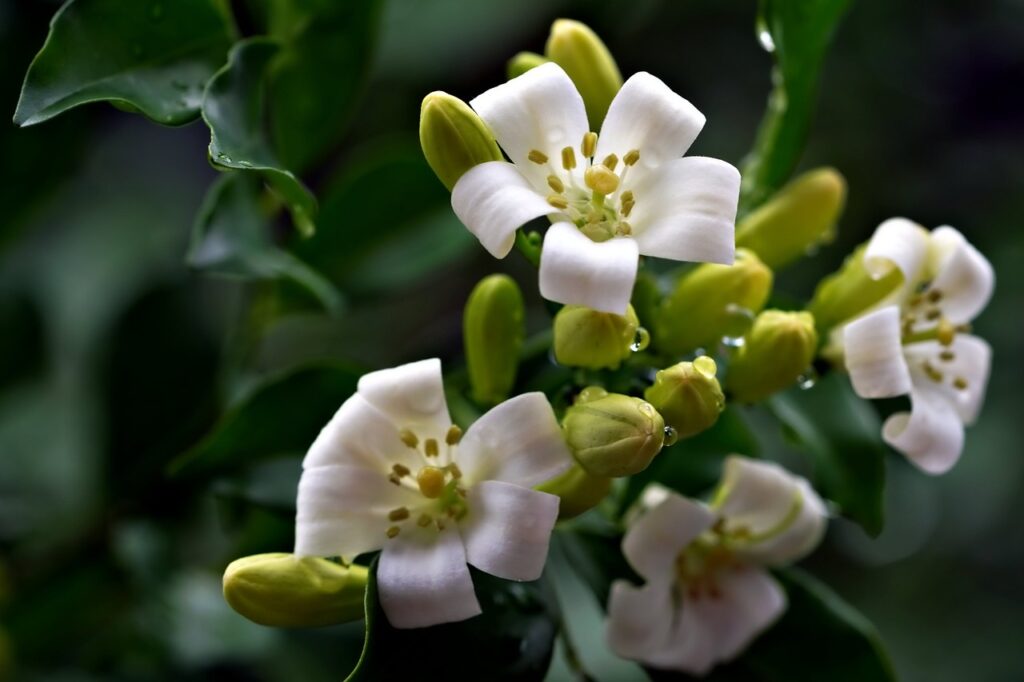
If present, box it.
[1,0,1022,680]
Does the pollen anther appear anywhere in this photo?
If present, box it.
[424,438,439,457]
[602,154,619,171]
[623,149,640,166]
[561,146,577,171]
[547,175,565,193]
[528,149,549,164]
[388,507,410,521]
[582,132,597,158]
[445,424,463,445]
[548,194,569,209]
[399,429,418,448]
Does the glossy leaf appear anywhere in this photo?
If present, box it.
[14,0,234,127]
[739,0,852,212]
[767,372,887,536]
[201,38,317,237]
[169,363,360,478]
[188,172,342,312]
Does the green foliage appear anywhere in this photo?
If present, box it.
[13,0,234,127]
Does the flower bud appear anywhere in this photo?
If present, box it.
[507,51,549,79]
[644,356,725,439]
[563,389,665,477]
[807,243,903,335]
[536,462,612,519]
[655,249,773,356]
[545,19,622,128]
[554,304,639,370]
[735,168,846,270]
[464,274,525,406]
[419,91,503,191]
[726,310,818,403]
[223,553,367,628]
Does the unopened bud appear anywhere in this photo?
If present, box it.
[563,390,665,477]
[536,463,612,519]
[507,51,549,79]
[545,19,622,128]
[420,91,503,191]
[644,356,725,439]
[807,243,903,335]
[726,310,818,403]
[464,274,525,406]
[554,304,639,370]
[736,168,846,269]
[655,249,773,356]
[223,553,367,628]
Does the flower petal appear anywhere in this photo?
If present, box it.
[626,156,739,264]
[302,394,420,473]
[457,392,571,488]
[357,358,451,441]
[903,333,991,424]
[623,490,715,582]
[470,62,588,188]
[461,480,559,581]
[606,580,675,663]
[883,386,965,475]
[714,456,827,566]
[377,526,481,629]
[596,72,705,174]
[451,161,558,258]
[844,306,913,399]
[927,226,994,324]
[863,217,930,284]
[538,222,639,314]
[688,568,786,666]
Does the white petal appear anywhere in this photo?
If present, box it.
[883,386,965,475]
[606,581,676,663]
[294,464,421,559]
[377,526,481,628]
[451,161,557,258]
[714,456,827,566]
[863,217,930,284]
[457,392,572,488]
[626,156,739,264]
[302,394,420,473]
[470,62,588,187]
[927,226,995,324]
[623,491,715,582]
[903,334,991,424]
[538,222,639,314]
[461,481,559,581]
[688,568,785,666]
[596,72,705,175]
[646,590,716,674]
[844,306,913,399]
[357,358,451,441]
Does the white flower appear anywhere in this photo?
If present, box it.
[294,359,572,628]
[452,63,740,315]
[843,218,994,474]
[606,457,827,675]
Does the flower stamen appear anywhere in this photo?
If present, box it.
[547,175,565,193]
[399,429,418,449]
[417,466,446,498]
[582,132,597,159]
[561,146,577,171]
[528,149,549,164]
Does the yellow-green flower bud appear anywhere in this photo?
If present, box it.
[420,91,503,191]
[655,249,773,356]
[563,389,665,477]
[223,553,367,628]
[507,51,549,79]
[464,274,525,406]
[545,19,622,129]
[807,243,903,335]
[554,304,641,370]
[727,310,818,403]
[536,463,612,519]
[645,356,725,439]
[736,168,847,270]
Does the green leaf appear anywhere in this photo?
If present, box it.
[169,363,359,478]
[267,0,384,172]
[188,172,342,312]
[739,0,852,212]
[14,0,234,127]
[201,37,317,237]
[347,559,558,681]
[767,372,887,535]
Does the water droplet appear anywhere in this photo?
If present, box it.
[577,386,608,404]
[758,28,776,52]
[631,327,651,352]
[720,303,755,348]
[797,366,819,390]
[149,3,163,20]
[663,426,678,447]
[547,347,560,366]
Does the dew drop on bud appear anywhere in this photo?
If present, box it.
[720,303,755,348]
[663,425,679,447]
[631,327,651,352]
[577,386,609,404]
[797,366,819,390]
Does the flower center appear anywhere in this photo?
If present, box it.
[673,520,738,601]
[384,424,468,538]
[899,282,971,391]
[528,132,640,243]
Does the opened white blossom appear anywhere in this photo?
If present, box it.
[843,219,994,474]
[294,359,572,628]
[606,457,827,675]
[451,62,741,315]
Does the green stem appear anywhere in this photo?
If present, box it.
[514,229,542,267]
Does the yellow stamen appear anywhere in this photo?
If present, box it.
[621,200,634,218]
[939,350,955,362]
[399,429,418,449]
[417,466,446,498]
[923,362,943,383]
[584,164,619,194]
[447,463,463,479]
[927,289,943,303]
[386,526,401,539]
[925,309,941,321]
[561,146,577,170]
[581,132,597,158]
[618,222,632,236]
[417,514,433,527]
[547,175,564,193]
[602,154,619,171]
[388,507,410,522]
[937,318,956,346]
[953,377,969,390]
[623,149,640,166]
[548,194,569,209]
[388,474,401,486]
[424,438,439,457]
[392,463,410,477]
[446,424,463,445]
[528,149,548,164]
